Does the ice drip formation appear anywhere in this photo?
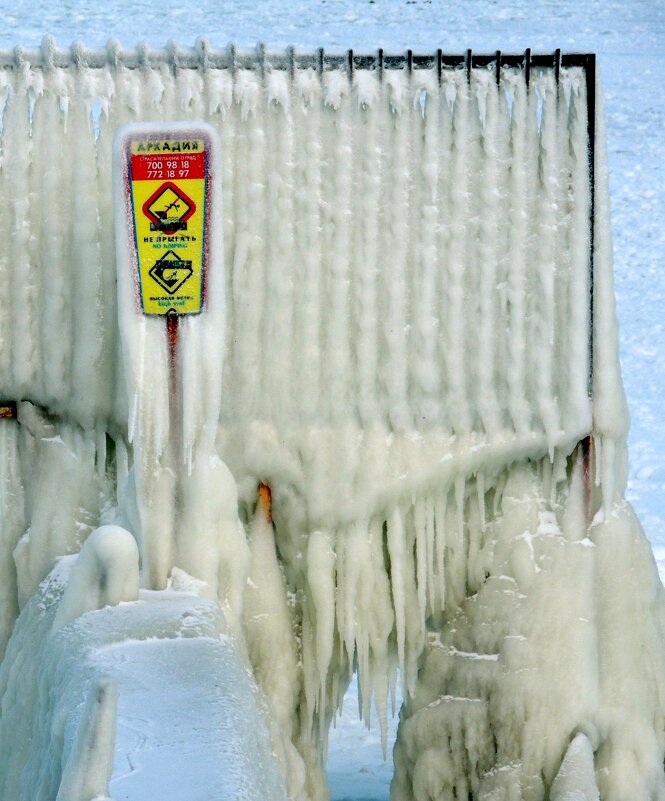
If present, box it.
[0,40,664,801]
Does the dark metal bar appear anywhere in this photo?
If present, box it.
[286,45,295,81]
[436,48,442,84]
[354,53,376,71]
[137,41,149,72]
[167,39,179,75]
[407,49,413,73]
[378,48,384,82]
[586,53,596,397]
[440,53,465,70]
[347,48,354,82]
[197,37,211,71]
[383,53,405,70]
[226,42,237,77]
[524,47,531,89]
[466,48,472,83]
[554,48,561,84]
[495,50,501,86]
[471,53,495,69]
[256,41,266,79]
[412,54,435,70]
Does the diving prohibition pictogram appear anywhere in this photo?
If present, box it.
[142,182,196,235]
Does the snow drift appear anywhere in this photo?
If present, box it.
[0,43,662,800]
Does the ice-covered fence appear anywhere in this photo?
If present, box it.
[0,45,620,517]
[0,43,654,801]
[0,33,626,698]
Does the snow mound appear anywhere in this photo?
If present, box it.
[391,464,665,801]
[0,558,288,801]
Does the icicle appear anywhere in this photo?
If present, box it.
[523,68,543,436]
[31,64,72,412]
[351,70,381,427]
[477,471,486,531]
[455,474,466,545]
[550,733,600,801]
[434,489,448,615]
[475,70,502,438]
[200,64,229,119]
[493,67,513,432]
[564,71,592,438]
[534,70,560,455]
[0,73,12,394]
[410,71,442,429]
[6,61,37,400]
[386,507,407,689]
[505,70,531,436]
[321,70,353,426]
[380,70,411,430]
[68,65,104,429]
[0,419,25,657]
[444,73,471,436]
[601,435,616,517]
[366,515,395,750]
[244,486,298,741]
[291,71,323,425]
[591,68,630,450]
[262,70,295,429]
[413,498,428,634]
[229,70,266,424]
[307,529,336,704]
[424,494,437,616]
[176,65,205,117]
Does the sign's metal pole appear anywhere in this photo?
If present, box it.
[166,310,179,410]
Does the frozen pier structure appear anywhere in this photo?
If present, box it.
[0,42,664,801]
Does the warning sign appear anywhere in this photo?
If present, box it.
[126,137,209,315]
[143,182,196,235]
[149,250,194,295]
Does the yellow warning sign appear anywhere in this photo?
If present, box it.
[127,138,209,315]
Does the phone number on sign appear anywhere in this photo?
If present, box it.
[131,151,206,181]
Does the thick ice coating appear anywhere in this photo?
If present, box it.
[0,45,663,801]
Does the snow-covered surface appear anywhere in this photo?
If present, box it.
[0,557,287,801]
[327,676,401,801]
[105,637,282,801]
[0,2,663,800]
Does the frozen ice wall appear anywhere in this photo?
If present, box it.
[0,42,660,801]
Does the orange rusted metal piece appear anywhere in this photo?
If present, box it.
[0,401,17,419]
[257,482,273,524]
[166,310,179,402]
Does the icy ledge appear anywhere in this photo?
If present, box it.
[0,541,287,801]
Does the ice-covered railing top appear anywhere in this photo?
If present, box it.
[0,42,626,525]
[0,41,593,72]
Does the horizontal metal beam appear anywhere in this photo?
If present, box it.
[0,39,595,75]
